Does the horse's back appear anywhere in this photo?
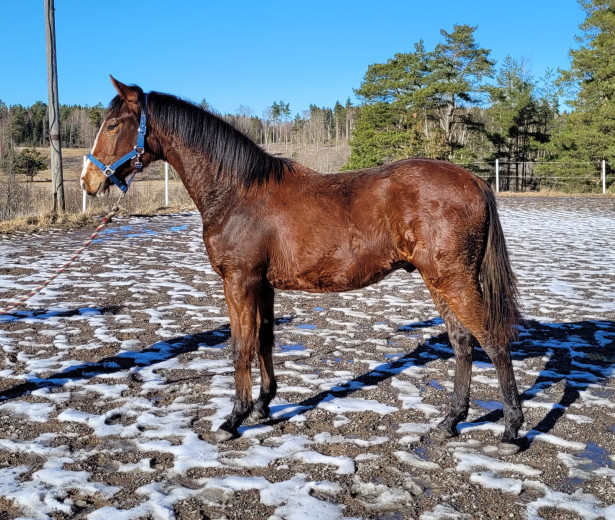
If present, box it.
[307,158,488,212]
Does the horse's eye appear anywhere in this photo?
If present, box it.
[107,122,119,131]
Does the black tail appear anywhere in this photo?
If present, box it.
[478,184,521,346]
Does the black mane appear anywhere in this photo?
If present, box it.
[109,90,294,190]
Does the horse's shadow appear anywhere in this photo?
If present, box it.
[0,314,233,399]
[0,306,124,323]
[467,319,615,448]
[1,311,613,449]
[264,319,615,448]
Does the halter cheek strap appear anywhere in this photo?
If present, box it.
[87,94,148,193]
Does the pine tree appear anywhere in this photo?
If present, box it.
[14,147,48,182]
[345,26,494,169]
[486,56,552,190]
[427,25,495,159]
[549,0,615,190]
[344,42,432,169]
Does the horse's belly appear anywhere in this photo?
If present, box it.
[267,256,409,293]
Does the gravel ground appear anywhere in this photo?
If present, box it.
[0,196,614,520]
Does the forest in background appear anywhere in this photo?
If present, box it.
[1,0,613,193]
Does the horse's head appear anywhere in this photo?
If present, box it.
[81,76,153,196]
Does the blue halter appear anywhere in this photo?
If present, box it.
[87,94,148,193]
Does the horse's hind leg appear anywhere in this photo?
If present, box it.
[430,281,523,449]
[429,292,476,439]
[481,341,523,449]
[250,282,277,422]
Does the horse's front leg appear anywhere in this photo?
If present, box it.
[215,274,260,442]
[250,282,277,422]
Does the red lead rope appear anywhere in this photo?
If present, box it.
[0,203,123,316]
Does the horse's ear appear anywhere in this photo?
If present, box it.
[110,75,139,104]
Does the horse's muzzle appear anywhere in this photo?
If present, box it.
[95,179,109,197]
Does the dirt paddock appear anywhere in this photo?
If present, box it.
[0,196,614,519]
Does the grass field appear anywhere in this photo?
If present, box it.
[0,148,195,233]
[0,144,353,233]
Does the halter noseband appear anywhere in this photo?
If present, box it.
[87,93,148,193]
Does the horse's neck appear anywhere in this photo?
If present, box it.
[163,144,236,223]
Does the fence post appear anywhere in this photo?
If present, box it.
[602,160,606,194]
[82,156,87,213]
[165,162,169,206]
[495,159,499,193]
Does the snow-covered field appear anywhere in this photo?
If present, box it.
[0,196,614,520]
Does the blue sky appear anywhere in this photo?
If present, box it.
[1,1,584,117]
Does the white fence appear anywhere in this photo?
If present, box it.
[458,160,612,194]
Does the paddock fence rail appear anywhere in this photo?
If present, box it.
[459,159,613,194]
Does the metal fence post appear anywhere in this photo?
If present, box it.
[602,160,606,194]
[165,162,169,206]
[82,156,87,213]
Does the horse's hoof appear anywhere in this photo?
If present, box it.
[214,427,237,443]
[497,442,521,456]
[432,424,456,440]
[243,415,258,426]
[243,410,269,426]
[247,408,269,424]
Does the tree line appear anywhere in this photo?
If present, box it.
[0,102,105,153]
[0,102,106,179]
[221,100,356,151]
[345,0,614,192]
[0,96,357,180]
[344,25,561,189]
[1,0,612,192]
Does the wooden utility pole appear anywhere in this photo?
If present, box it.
[45,0,65,213]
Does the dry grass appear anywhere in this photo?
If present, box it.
[267,143,351,173]
[1,148,196,234]
[0,212,98,235]
[0,144,351,235]
[0,180,195,235]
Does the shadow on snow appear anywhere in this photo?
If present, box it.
[1,309,614,449]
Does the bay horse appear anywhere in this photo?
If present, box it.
[81,76,524,453]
